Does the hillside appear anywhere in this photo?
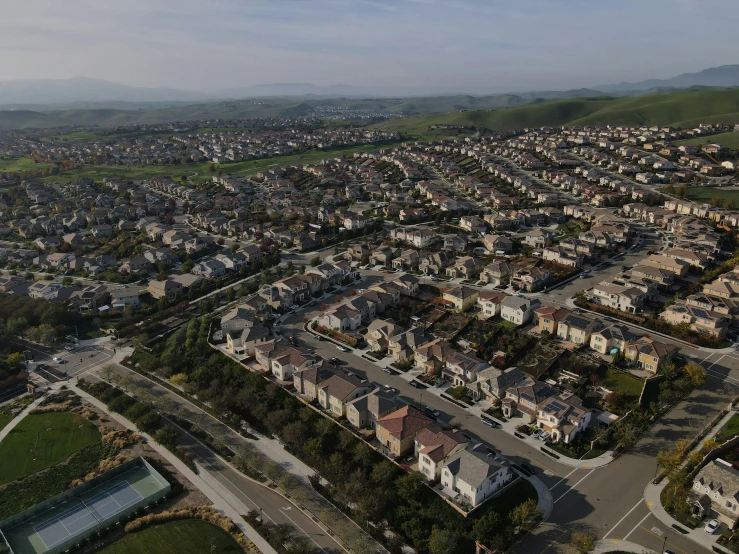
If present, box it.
[371,89,739,135]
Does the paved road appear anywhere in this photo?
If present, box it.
[282,280,736,554]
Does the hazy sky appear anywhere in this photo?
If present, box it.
[2,0,738,94]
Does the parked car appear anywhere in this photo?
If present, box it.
[383,385,396,394]
[409,380,422,388]
[336,345,349,352]
[330,357,341,364]
[532,428,543,438]
[539,431,551,441]
[481,417,496,427]
[704,519,720,534]
[53,357,63,363]
[424,406,440,418]
[64,345,74,351]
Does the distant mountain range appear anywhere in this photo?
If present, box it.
[1,64,739,109]
[593,65,739,94]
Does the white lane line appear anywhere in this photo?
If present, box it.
[624,511,652,540]
[603,499,644,539]
[553,470,593,504]
[707,355,725,371]
[549,467,579,491]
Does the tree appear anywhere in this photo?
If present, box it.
[684,362,707,388]
[569,530,596,554]
[310,256,321,267]
[154,426,179,449]
[656,447,683,479]
[472,509,500,544]
[5,352,24,367]
[603,391,621,411]
[509,498,541,530]
[428,527,458,554]
[170,373,188,387]
[710,196,725,207]
[100,365,115,381]
[728,199,736,210]
[676,184,687,199]
[613,422,637,450]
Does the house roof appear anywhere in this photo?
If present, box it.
[377,405,433,440]
[443,444,508,488]
[415,426,468,463]
[319,373,365,401]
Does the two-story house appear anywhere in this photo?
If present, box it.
[415,426,469,481]
[440,444,512,508]
[500,296,541,326]
[346,388,400,430]
[536,391,591,443]
[317,373,374,417]
[376,406,434,457]
[444,349,489,387]
[442,286,479,312]
[690,459,739,529]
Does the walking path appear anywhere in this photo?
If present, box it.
[70,383,279,554]
[593,538,656,553]
[0,392,50,442]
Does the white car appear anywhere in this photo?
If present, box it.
[53,357,63,363]
[704,519,720,534]
[64,345,74,351]
[336,345,349,352]
[539,431,551,441]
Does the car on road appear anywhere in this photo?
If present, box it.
[336,345,349,352]
[64,345,74,351]
[53,357,63,363]
[424,406,440,418]
[481,417,496,427]
[288,336,297,345]
[289,304,299,310]
[330,357,342,364]
[705,519,720,534]
[359,265,369,270]
[383,385,396,393]
[409,380,424,388]
[268,313,281,319]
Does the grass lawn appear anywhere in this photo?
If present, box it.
[0,157,54,172]
[0,413,12,433]
[681,186,739,206]
[716,413,739,443]
[599,367,644,408]
[676,131,739,150]
[98,520,242,554]
[490,478,538,518]
[0,411,100,485]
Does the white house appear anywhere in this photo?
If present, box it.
[500,296,541,326]
[440,444,512,508]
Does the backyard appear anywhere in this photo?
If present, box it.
[0,411,101,485]
[430,312,472,340]
[716,413,739,443]
[596,366,645,412]
[516,341,562,379]
[454,319,499,349]
[97,519,243,554]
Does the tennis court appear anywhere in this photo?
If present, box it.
[1,457,170,554]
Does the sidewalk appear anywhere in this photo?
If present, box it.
[593,539,656,553]
[644,480,721,552]
[70,383,278,554]
[0,392,50,442]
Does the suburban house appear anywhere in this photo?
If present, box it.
[480,260,511,286]
[477,290,508,319]
[415,339,457,375]
[389,329,430,362]
[445,256,484,279]
[536,391,591,443]
[444,349,489,387]
[689,459,739,529]
[500,296,541,326]
[440,444,513,508]
[502,377,557,422]
[661,301,730,338]
[226,322,272,357]
[110,285,141,309]
[221,306,257,334]
[555,313,602,345]
[471,366,525,402]
[442,286,479,312]
[543,246,583,268]
[346,389,400,430]
[512,267,550,291]
[589,324,637,355]
[623,336,677,372]
[483,234,513,254]
[255,339,316,381]
[321,304,363,331]
[148,278,182,301]
[293,366,338,401]
[534,306,572,335]
[590,283,646,313]
[318,374,374,417]
[366,319,403,352]
[415,426,469,481]
[376,406,434,457]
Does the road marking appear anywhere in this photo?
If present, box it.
[707,356,725,371]
[515,449,562,478]
[651,526,663,536]
[636,525,688,554]
[553,469,593,504]
[603,499,644,539]
[549,467,579,491]
[624,512,652,540]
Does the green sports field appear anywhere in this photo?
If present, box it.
[0,411,101,485]
[676,130,739,149]
[97,519,242,554]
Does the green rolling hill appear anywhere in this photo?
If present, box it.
[371,88,739,135]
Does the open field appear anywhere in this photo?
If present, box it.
[682,185,739,205]
[676,130,739,149]
[0,411,101,485]
[0,157,54,172]
[371,89,739,136]
[39,140,406,184]
[97,520,242,554]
